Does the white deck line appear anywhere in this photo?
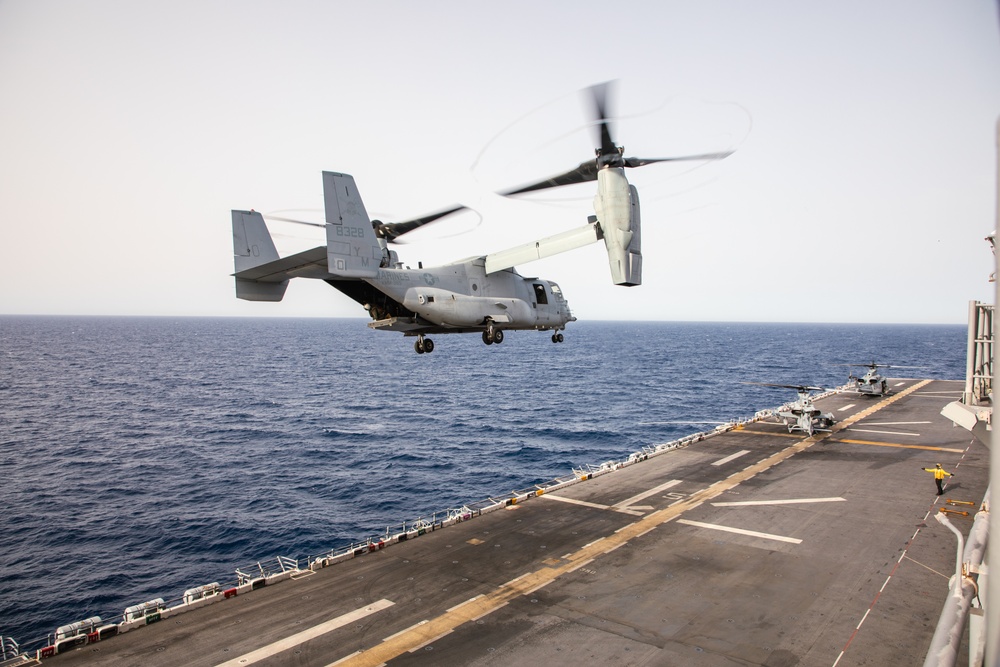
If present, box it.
[215,598,395,667]
[611,479,683,508]
[677,519,802,544]
[711,450,751,466]
[711,497,845,507]
[538,494,610,511]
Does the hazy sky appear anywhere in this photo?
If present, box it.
[1,1,998,324]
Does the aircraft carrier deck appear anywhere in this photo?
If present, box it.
[38,378,988,667]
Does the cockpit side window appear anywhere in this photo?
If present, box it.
[533,283,548,305]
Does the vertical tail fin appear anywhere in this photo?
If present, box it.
[322,172,382,278]
[231,210,288,301]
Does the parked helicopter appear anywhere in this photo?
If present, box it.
[231,83,732,353]
[843,362,922,396]
[746,383,836,436]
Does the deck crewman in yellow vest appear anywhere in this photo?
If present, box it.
[921,463,954,495]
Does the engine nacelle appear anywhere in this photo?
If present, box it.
[594,168,642,286]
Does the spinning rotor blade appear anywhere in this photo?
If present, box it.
[375,204,468,242]
[743,382,826,392]
[262,214,325,228]
[590,80,618,157]
[500,160,600,196]
[500,82,733,198]
[266,204,471,244]
[841,362,927,370]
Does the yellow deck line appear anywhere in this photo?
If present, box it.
[335,380,933,666]
[737,429,810,439]
[829,438,964,453]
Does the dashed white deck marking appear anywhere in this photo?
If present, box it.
[711,450,751,466]
[839,404,856,411]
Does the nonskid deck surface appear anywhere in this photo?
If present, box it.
[47,379,987,667]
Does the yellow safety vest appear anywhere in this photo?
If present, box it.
[924,467,950,480]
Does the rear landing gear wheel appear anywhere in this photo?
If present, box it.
[414,336,434,354]
[492,329,504,344]
[482,330,493,345]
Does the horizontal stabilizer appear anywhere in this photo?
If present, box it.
[233,246,328,281]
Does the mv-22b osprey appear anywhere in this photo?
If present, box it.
[231,84,732,353]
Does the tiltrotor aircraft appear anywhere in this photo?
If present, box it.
[747,383,836,436]
[231,84,731,353]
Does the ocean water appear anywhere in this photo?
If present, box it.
[0,316,966,648]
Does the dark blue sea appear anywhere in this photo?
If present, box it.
[0,316,966,648]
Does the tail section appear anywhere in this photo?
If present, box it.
[230,171,382,302]
[231,210,288,301]
[322,171,382,278]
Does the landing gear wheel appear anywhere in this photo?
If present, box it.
[414,336,433,354]
[482,330,493,345]
[551,334,558,343]
[492,329,504,344]
[556,333,564,343]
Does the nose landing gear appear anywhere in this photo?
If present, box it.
[551,332,564,343]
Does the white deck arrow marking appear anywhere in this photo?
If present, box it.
[612,479,683,512]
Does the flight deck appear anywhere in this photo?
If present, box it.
[41,379,988,667]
